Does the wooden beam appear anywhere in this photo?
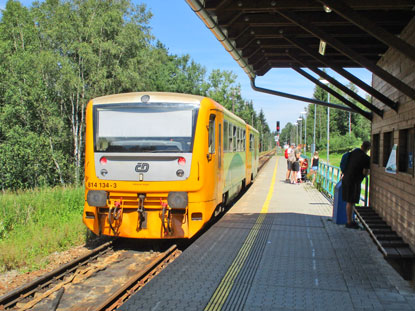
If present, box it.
[250,77,360,114]
[283,35,399,110]
[291,65,373,120]
[289,52,383,116]
[316,0,415,62]
[215,0,414,11]
[277,9,415,100]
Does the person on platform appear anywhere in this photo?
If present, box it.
[342,141,371,229]
[286,144,295,182]
[290,145,301,184]
[309,151,319,184]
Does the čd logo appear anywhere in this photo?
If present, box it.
[135,163,149,172]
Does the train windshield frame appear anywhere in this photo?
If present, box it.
[93,102,199,153]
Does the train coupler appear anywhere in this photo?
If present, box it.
[137,194,147,230]
[160,198,173,236]
[108,198,123,235]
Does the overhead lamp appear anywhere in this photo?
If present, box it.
[323,5,332,13]
[319,40,326,55]
[320,79,330,87]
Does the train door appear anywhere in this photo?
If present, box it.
[207,111,223,208]
[246,129,253,184]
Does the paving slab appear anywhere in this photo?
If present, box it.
[120,156,415,311]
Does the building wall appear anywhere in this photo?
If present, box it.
[371,17,415,251]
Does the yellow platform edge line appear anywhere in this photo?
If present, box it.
[204,157,279,311]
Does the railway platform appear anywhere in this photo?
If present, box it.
[120,156,415,311]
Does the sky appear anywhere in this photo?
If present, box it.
[0,0,372,130]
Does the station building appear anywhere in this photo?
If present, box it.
[371,18,415,255]
[186,0,415,279]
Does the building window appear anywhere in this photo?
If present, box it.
[372,133,380,165]
[398,128,414,174]
[383,131,393,167]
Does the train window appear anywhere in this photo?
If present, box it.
[241,129,245,151]
[208,115,215,154]
[237,128,240,151]
[383,131,393,167]
[94,103,198,153]
[372,133,380,165]
[250,134,254,151]
[233,126,237,151]
[219,123,222,168]
[243,130,246,151]
[398,128,414,174]
[240,128,243,151]
[230,125,234,152]
[224,121,229,152]
[234,127,237,151]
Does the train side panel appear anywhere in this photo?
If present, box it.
[222,110,247,203]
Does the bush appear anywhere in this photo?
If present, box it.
[328,133,360,154]
[0,186,87,272]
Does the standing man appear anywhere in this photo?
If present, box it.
[342,141,371,229]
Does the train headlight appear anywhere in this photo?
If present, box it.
[87,190,107,207]
[167,192,188,210]
[141,95,150,103]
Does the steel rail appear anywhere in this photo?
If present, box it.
[95,245,181,311]
[0,240,114,309]
[258,150,276,171]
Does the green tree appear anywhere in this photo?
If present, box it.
[311,83,371,153]
[0,0,70,189]
[31,0,153,184]
[0,0,274,190]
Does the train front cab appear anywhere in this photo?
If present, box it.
[83,93,232,239]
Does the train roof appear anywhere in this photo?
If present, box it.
[91,92,205,106]
[91,91,258,132]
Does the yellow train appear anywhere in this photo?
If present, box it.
[83,92,259,239]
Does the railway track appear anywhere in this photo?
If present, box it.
[0,151,275,310]
[0,241,114,310]
[258,149,276,171]
[0,242,180,310]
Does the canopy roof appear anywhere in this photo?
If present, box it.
[186,0,415,119]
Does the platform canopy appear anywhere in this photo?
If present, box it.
[186,0,415,119]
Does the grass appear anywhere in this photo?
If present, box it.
[301,149,343,167]
[0,186,88,272]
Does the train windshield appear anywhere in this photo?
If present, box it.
[94,103,199,153]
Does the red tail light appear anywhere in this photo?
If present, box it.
[100,157,107,165]
[178,157,186,166]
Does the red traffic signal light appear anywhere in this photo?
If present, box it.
[276,121,280,132]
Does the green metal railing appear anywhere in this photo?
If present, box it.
[303,155,369,205]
